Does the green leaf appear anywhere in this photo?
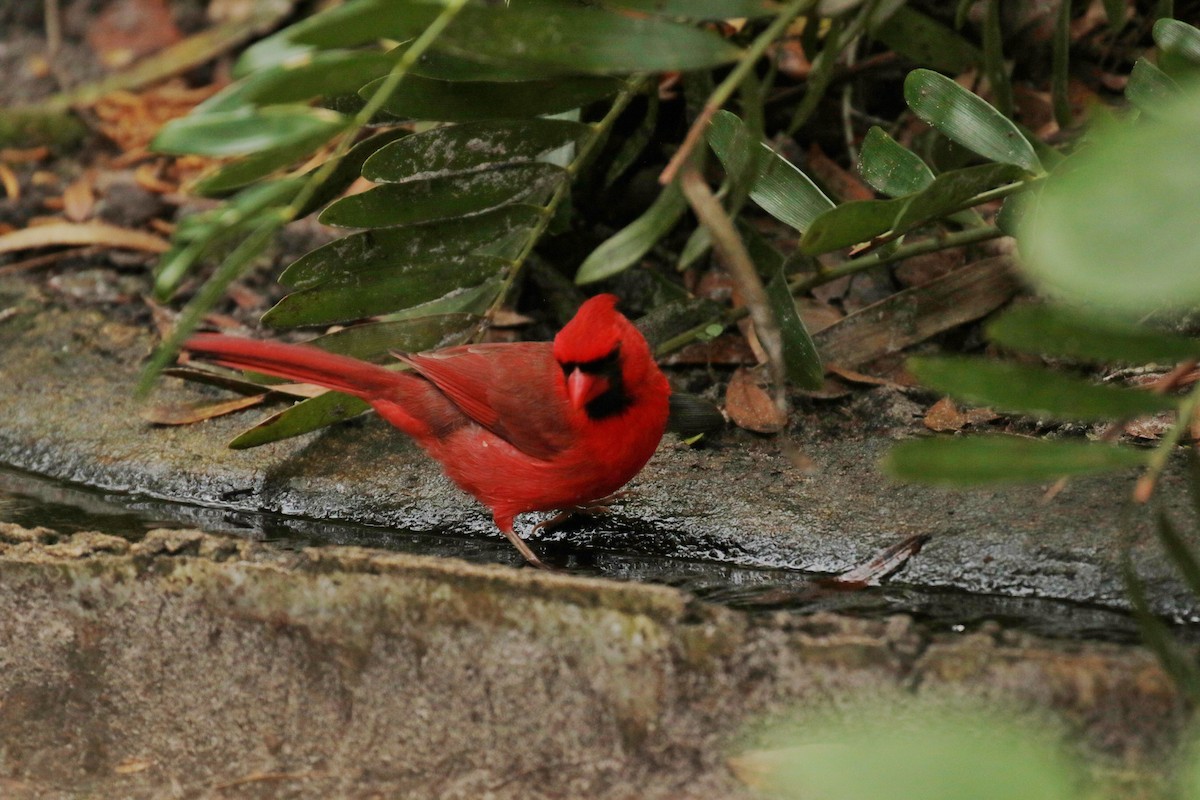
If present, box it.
[263,255,508,327]
[892,162,1027,231]
[230,391,371,449]
[909,356,1176,421]
[884,435,1149,485]
[1155,510,1200,600]
[800,163,1023,254]
[708,110,834,233]
[281,205,542,290]
[296,0,743,74]
[757,705,1080,800]
[1122,550,1200,703]
[198,50,396,114]
[904,69,1042,174]
[428,0,744,75]
[292,128,412,219]
[604,91,658,187]
[857,126,935,197]
[363,119,591,183]
[799,197,906,254]
[318,163,565,228]
[576,182,688,284]
[600,0,782,18]
[151,106,347,157]
[364,74,623,122]
[1154,19,1200,79]
[1126,58,1180,112]
[766,266,823,389]
[869,6,981,74]
[1017,89,1200,314]
[309,313,480,361]
[981,0,1012,118]
[191,127,340,196]
[986,304,1200,364]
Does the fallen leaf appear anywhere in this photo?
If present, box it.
[923,397,999,432]
[807,142,874,202]
[0,164,18,200]
[114,757,153,775]
[823,534,931,588]
[0,222,169,255]
[725,367,786,433]
[814,256,1019,369]
[826,364,905,390]
[87,0,182,69]
[142,394,268,425]
[62,176,97,222]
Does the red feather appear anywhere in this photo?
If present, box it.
[181,294,671,568]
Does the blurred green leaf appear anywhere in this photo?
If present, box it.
[1122,549,1200,703]
[909,356,1176,421]
[363,74,623,122]
[263,255,508,327]
[981,0,1012,118]
[1155,510,1200,599]
[191,128,340,195]
[708,110,834,233]
[767,266,824,389]
[576,182,688,284]
[904,69,1042,174]
[1127,58,1180,111]
[319,163,565,227]
[885,435,1149,484]
[1155,19,1200,79]
[752,703,1080,800]
[427,0,745,74]
[605,91,659,187]
[282,205,542,290]
[869,6,981,74]
[987,304,1200,364]
[363,119,590,183]
[152,106,347,157]
[1017,88,1200,314]
[1051,0,1072,127]
[199,50,396,114]
[296,0,742,74]
[857,126,935,197]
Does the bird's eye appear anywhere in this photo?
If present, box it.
[576,344,621,375]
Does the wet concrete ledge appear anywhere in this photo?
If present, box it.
[0,524,1187,799]
[0,274,1197,619]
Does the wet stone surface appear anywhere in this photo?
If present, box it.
[0,272,1196,621]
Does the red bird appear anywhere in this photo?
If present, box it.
[182,294,671,569]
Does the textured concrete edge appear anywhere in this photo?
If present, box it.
[0,523,1191,798]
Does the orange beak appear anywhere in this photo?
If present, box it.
[567,367,606,411]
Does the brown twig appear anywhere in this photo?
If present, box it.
[679,161,788,418]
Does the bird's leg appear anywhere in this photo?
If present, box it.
[494,514,552,570]
[531,490,637,535]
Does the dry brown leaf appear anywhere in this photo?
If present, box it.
[826,364,905,390]
[0,164,18,201]
[923,398,999,432]
[62,177,97,223]
[0,146,50,164]
[87,0,183,69]
[142,394,267,426]
[661,335,755,366]
[725,367,786,433]
[95,82,220,152]
[0,222,169,255]
[1124,413,1173,441]
[796,297,842,334]
[113,757,153,775]
[806,143,874,202]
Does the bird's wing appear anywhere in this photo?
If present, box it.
[399,342,575,460]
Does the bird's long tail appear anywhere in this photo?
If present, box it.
[183,334,405,399]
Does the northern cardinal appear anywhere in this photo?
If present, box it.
[182,294,671,568]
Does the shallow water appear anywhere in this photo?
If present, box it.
[0,462,1177,645]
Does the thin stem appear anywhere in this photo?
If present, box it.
[660,0,817,185]
[1134,380,1200,503]
[488,75,649,316]
[284,0,471,220]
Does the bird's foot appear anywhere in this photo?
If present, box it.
[531,491,635,536]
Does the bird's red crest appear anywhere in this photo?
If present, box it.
[553,293,624,364]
